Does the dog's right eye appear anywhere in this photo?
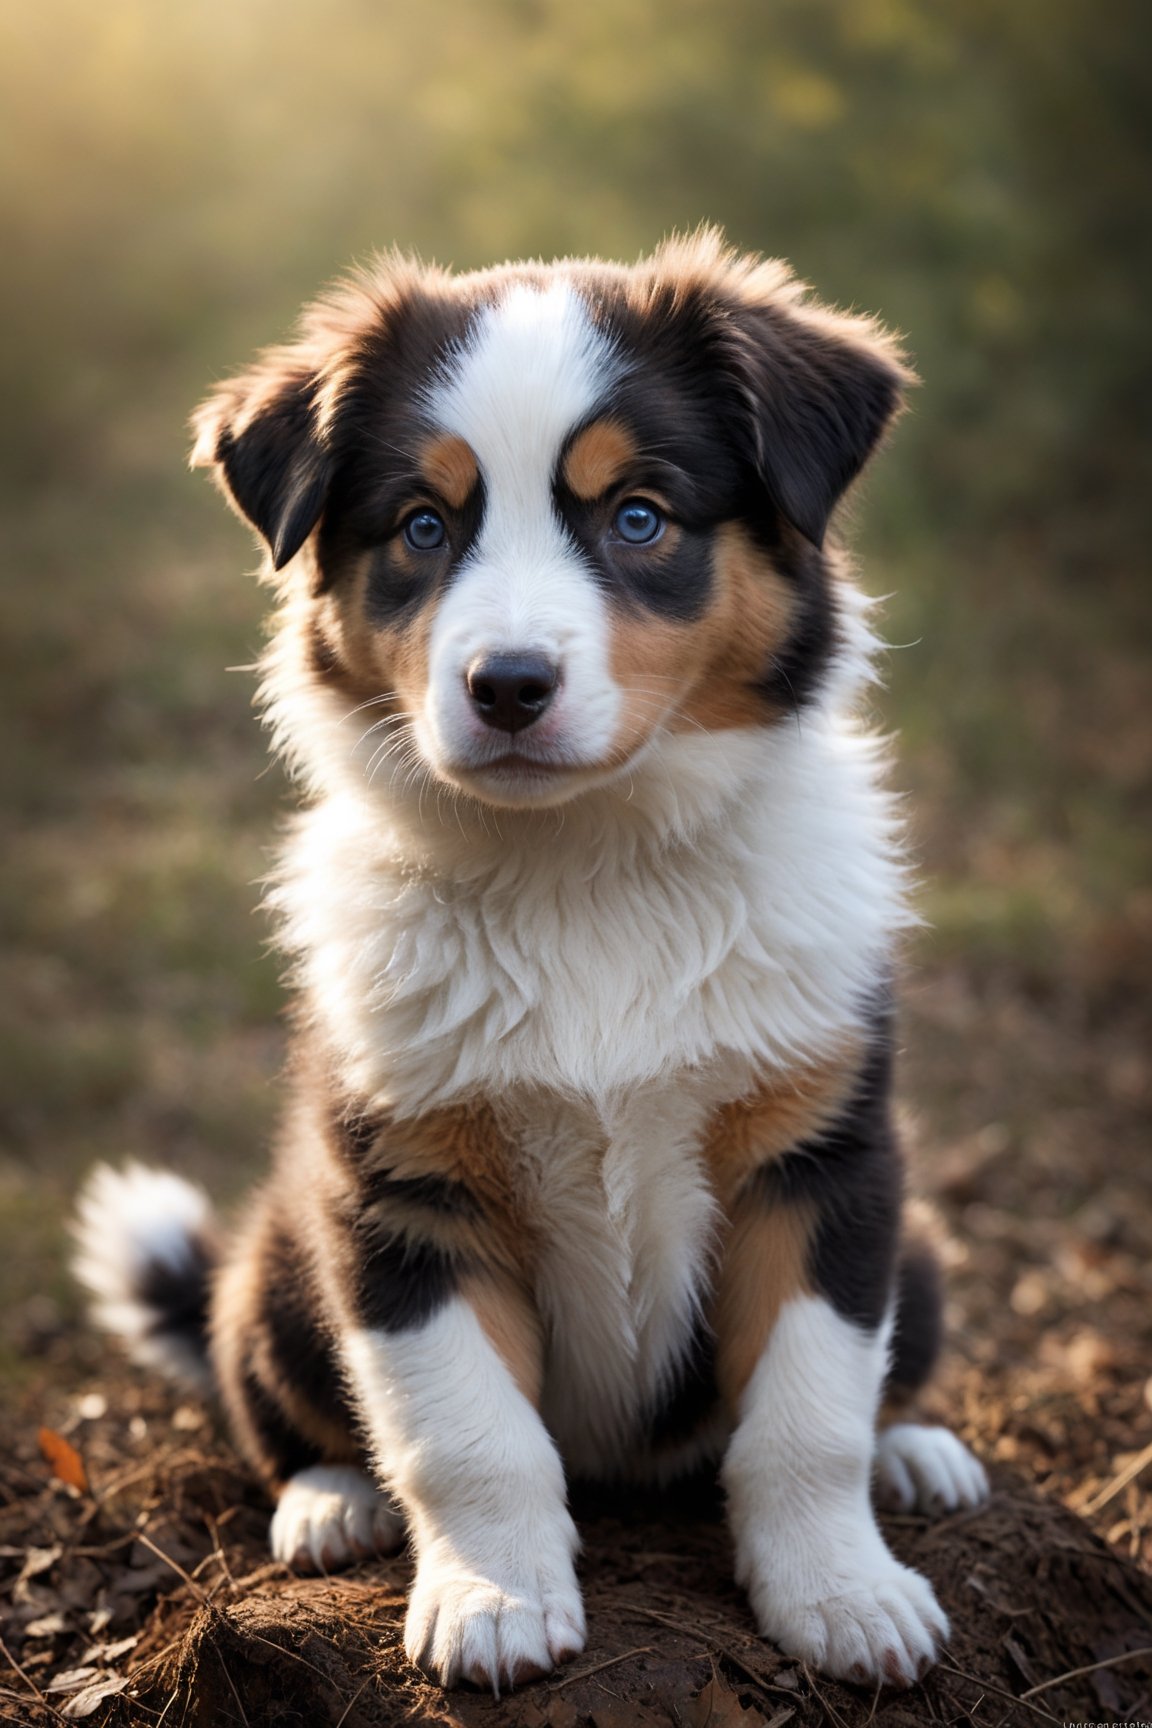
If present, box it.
[402,508,447,551]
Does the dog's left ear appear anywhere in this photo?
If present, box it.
[723,300,912,547]
[190,356,334,576]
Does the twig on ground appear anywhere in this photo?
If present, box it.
[802,1671,851,1728]
[1021,1644,1152,1699]
[215,1648,251,1726]
[0,1637,67,1726]
[614,1604,799,1703]
[333,1675,372,1728]
[1081,1441,1152,1517]
[134,1531,212,1606]
[937,1654,1062,1723]
[549,1647,653,1690]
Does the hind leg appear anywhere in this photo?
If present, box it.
[874,1238,989,1516]
[271,1464,405,1571]
[875,1425,988,1514]
[211,1188,403,1570]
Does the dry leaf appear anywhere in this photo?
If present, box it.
[23,1611,69,1640]
[18,1544,63,1584]
[61,1673,128,1720]
[38,1427,90,1495]
[686,1674,767,1728]
[79,1634,138,1665]
[46,1666,98,1693]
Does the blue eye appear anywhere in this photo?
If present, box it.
[613,499,664,545]
[403,508,447,551]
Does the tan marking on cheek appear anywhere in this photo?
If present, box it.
[307,560,437,742]
[604,522,798,761]
[713,1202,814,1412]
[420,433,479,509]
[462,1274,544,1406]
[607,608,699,756]
[671,523,797,734]
[563,418,639,500]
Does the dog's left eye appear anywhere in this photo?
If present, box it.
[612,500,664,546]
[403,508,447,551]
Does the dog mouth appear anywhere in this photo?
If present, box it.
[438,745,615,808]
[474,753,572,775]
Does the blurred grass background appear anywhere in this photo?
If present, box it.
[1,0,1149,1385]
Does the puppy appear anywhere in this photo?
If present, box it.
[74,232,988,1693]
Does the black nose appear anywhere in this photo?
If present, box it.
[466,653,559,733]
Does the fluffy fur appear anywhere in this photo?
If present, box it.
[73,231,988,1694]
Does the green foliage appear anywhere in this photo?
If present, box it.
[0,0,1148,1370]
[2,0,1148,536]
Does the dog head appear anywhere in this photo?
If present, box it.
[192,232,910,809]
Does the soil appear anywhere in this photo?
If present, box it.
[1,1370,1150,1728]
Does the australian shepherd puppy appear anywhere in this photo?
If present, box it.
[73,232,988,1694]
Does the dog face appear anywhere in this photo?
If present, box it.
[193,235,909,808]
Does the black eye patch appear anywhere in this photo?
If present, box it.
[557,492,716,622]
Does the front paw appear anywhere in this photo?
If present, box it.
[744,1546,949,1688]
[405,1543,585,1692]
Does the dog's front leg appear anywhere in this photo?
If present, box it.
[714,1102,948,1687]
[721,1291,947,1686]
[344,1280,584,1691]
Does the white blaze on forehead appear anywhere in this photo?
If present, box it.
[429,280,620,521]
[422,280,627,767]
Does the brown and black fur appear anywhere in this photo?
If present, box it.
[74,237,973,1696]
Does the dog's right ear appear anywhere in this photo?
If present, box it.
[190,356,334,575]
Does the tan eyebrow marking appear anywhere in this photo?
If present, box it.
[420,433,479,509]
[563,418,639,500]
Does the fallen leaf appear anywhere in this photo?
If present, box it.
[79,1634,138,1665]
[46,1666,98,1693]
[23,1611,69,1640]
[61,1673,128,1719]
[1003,1634,1040,1686]
[686,1674,767,1728]
[18,1544,63,1585]
[38,1427,90,1495]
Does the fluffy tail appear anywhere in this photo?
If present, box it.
[71,1163,219,1390]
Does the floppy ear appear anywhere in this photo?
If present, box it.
[190,358,334,575]
[724,302,912,547]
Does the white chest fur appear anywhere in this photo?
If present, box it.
[509,1078,724,1474]
[275,717,907,1117]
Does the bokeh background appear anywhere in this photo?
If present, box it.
[2,0,1150,1551]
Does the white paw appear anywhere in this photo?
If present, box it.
[270,1464,405,1572]
[747,1549,950,1688]
[875,1424,990,1516]
[405,1536,585,1691]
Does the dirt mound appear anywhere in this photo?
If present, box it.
[3,1379,1152,1727]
